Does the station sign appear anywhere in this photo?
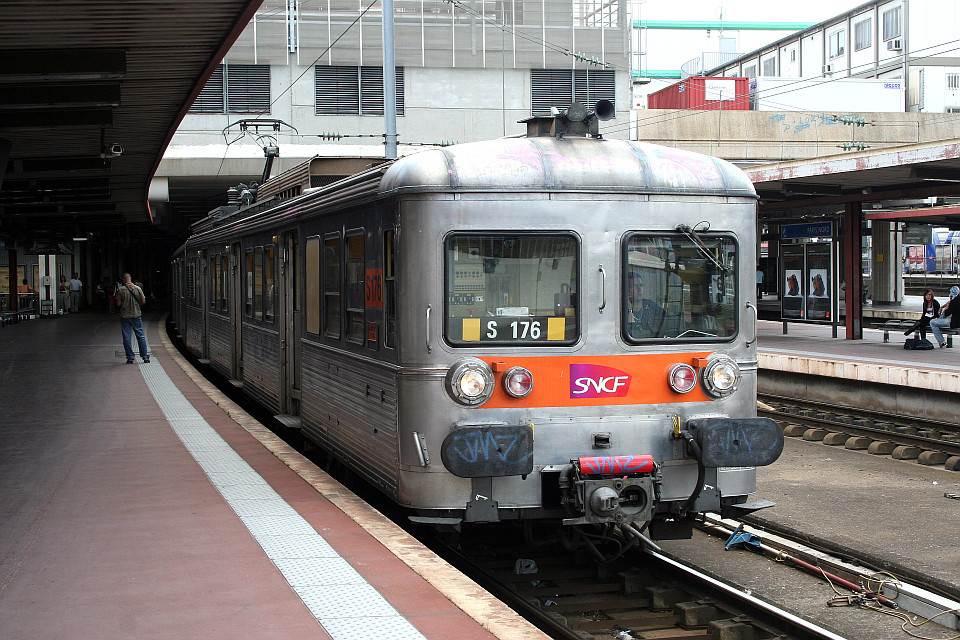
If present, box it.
[781,222,833,239]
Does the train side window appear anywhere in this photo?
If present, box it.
[220,255,229,312]
[209,256,217,308]
[384,229,396,348]
[444,233,579,346]
[345,231,365,344]
[245,249,254,317]
[623,233,738,342]
[185,260,195,304]
[323,234,341,338]
[254,247,264,321]
[194,257,202,304]
[305,236,320,334]
[264,245,276,323]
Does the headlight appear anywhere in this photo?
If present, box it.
[503,366,534,398]
[701,356,740,398]
[667,363,697,394]
[445,358,495,406]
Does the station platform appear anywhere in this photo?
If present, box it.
[0,312,547,640]
[2,304,958,639]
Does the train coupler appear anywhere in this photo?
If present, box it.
[558,455,660,526]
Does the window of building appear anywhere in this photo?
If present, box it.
[574,0,618,27]
[947,74,960,90]
[883,5,902,41]
[305,236,321,335]
[743,65,756,79]
[762,58,776,76]
[854,18,872,51]
[315,66,405,116]
[323,234,341,338]
[345,232,365,343]
[190,64,271,114]
[828,30,846,59]
[531,69,615,115]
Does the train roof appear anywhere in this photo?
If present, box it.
[379,137,757,199]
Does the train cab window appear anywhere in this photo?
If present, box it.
[245,249,254,317]
[345,232,365,343]
[264,245,276,322]
[323,234,341,338]
[623,234,737,342]
[444,234,579,346]
[254,247,264,321]
[305,236,321,334]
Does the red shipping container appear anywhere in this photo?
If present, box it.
[647,76,749,110]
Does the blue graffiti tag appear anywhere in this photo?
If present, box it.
[451,431,533,464]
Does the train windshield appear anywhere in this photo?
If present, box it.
[445,234,578,346]
[623,233,737,341]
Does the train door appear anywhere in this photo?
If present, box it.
[230,242,243,382]
[280,231,301,418]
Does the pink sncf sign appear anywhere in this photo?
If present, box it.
[569,363,632,399]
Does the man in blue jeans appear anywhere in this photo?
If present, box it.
[115,273,150,363]
[930,286,960,348]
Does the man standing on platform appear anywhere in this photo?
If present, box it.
[115,273,150,364]
[68,272,83,313]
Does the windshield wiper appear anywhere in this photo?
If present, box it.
[674,329,720,339]
[676,224,730,273]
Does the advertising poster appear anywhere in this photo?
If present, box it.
[805,243,832,321]
[781,245,804,320]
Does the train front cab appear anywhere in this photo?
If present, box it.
[395,194,783,536]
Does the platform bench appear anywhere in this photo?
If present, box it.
[874,319,957,347]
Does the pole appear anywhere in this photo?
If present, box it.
[382,0,398,159]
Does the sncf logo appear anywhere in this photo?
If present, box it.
[570,364,632,399]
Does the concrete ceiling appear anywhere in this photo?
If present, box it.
[0,0,263,243]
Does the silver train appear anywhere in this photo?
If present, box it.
[172,107,783,541]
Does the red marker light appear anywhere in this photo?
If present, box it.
[668,363,697,394]
[503,366,534,398]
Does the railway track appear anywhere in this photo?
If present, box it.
[759,394,960,471]
[441,524,846,640]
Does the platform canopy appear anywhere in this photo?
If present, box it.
[0,0,263,241]
[745,140,960,228]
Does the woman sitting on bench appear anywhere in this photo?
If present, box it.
[931,286,960,348]
[904,289,939,342]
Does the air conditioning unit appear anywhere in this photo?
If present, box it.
[887,38,903,51]
[822,64,833,74]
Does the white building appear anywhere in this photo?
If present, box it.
[159,0,635,226]
[707,0,960,113]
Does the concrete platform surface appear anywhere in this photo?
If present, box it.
[0,312,547,640]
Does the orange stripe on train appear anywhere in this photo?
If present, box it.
[479,353,713,408]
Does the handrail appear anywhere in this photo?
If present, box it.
[598,265,607,313]
[425,304,432,353]
[745,301,758,346]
